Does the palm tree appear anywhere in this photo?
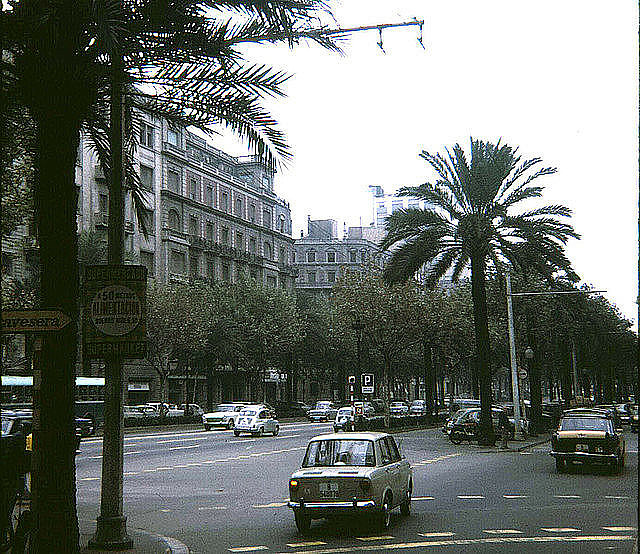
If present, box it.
[381,138,579,445]
[2,2,338,550]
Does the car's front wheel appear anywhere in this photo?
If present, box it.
[294,512,311,534]
[273,425,279,436]
[400,483,411,516]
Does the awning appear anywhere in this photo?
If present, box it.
[128,382,150,391]
[76,377,105,387]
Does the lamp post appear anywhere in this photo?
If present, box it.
[524,346,535,436]
[351,315,364,400]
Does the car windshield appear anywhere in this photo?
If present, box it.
[390,403,404,407]
[1,420,13,435]
[240,409,256,416]
[316,402,331,409]
[560,417,612,432]
[337,408,352,416]
[303,439,375,467]
[452,409,473,422]
[216,405,235,412]
[411,401,424,406]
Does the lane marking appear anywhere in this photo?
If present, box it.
[271,535,635,554]
[156,466,173,471]
[229,547,269,552]
[413,497,435,501]
[157,438,202,444]
[605,496,630,500]
[80,477,99,481]
[124,451,144,455]
[602,527,636,532]
[253,502,287,508]
[287,542,327,548]
[418,532,455,538]
[483,530,523,535]
[169,445,200,451]
[160,509,171,513]
[356,536,394,541]
[198,506,228,511]
[503,495,528,499]
[142,469,157,473]
[123,472,139,476]
[541,528,581,533]
[457,495,484,499]
[553,495,581,499]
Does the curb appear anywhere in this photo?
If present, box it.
[517,436,551,452]
[80,528,190,554]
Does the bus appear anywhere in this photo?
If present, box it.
[1,375,105,433]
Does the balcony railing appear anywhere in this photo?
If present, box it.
[189,236,263,265]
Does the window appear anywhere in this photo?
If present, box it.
[205,222,214,241]
[98,192,109,214]
[167,128,179,147]
[236,232,244,250]
[349,251,357,263]
[221,227,229,245]
[2,253,13,276]
[140,251,154,276]
[361,250,368,262]
[307,271,316,284]
[378,439,392,465]
[188,177,199,201]
[302,439,375,468]
[279,247,286,263]
[408,199,420,209]
[168,210,181,232]
[307,251,316,263]
[249,237,257,254]
[392,200,403,213]
[140,165,154,190]
[169,250,186,274]
[141,208,154,234]
[262,175,271,190]
[188,215,198,236]
[222,263,230,282]
[327,251,336,263]
[279,214,286,233]
[206,254,214,279]
[140,122,154,148]
[263,209,271,229]
[384,436,401,462]
[266,276,277,288]
[263,242,272,259]
[205,183,213,206]
[327,271,336,283]
[168,170,180,193]
[190,253,199,277]
[249,204,256,223]
[235,198,243,217]
[250,269,259,281]
[221,192,229,212]
[292,251,296,263]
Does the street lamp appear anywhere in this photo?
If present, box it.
[524,346,534,436]
[351,315,365,400]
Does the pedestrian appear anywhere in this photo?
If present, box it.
[498,410,510,450]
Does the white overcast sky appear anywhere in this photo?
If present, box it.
[213,0,639,327]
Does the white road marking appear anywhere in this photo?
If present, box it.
[287,542,327,548]
[124,450,144,455]
[356,536,394,541]
[412,497,435,501]
[157,438,202,444]
[123,472,138,476]
[418,532,454,538]
[483,529,523,535]
[458,495,484,499]
[169,445,200,451]
[253,502,287,508]
[553,495,581,499]
[198,506,228,511]
[159,509,171,513]
[228,547,269,552]
[271,535,634,554]
[602,527,636,532]
[541,528,581,532]
[80,477,99,481]
[155,466,173,471]
[605,496,630,500]
[503,495,528,499]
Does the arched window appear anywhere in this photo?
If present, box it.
[264,242,272,260]
[168,209,181,232]
[307,250,316,263]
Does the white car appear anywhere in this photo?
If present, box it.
[234,405,280,437]
[389,402,409,416]
[202,403,246,430]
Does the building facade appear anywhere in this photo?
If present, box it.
[294,217,388,293]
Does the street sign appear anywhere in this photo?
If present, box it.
[1,309,72,333]
[348,375,356,385]
[362,373,374,394]
[83,265,147,359]
[518,368,528,380]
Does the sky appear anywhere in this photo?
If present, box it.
[212,0,639,327]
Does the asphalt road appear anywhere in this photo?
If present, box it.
[76,423,638,553]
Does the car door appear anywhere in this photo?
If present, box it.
[384,436,407,503]
[257,410,269,433]
[377,438,399,505]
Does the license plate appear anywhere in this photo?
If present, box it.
[575,443,588,452]
[319,482,339,498]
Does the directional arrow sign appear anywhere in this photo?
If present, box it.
[2,310,72,333]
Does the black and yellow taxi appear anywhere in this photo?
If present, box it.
[550,410,625,473]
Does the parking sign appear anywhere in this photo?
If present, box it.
[361,373,374,394]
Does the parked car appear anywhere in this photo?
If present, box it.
[202,403,246,431]
[355,401,375,418]
[447,408,514,444]
[630,404,638,433]
[146,402,182,417]
[389,402,409,416]
[179,404,204,417]
[409,400,427,416]
[307,401,338,422]
[288,432,412,533]
[273,401,311,418]
[370,398,387,415]
[234,405,280,437]
[333,406,354,432]
[550,413,625,473]
[614,403,631,425]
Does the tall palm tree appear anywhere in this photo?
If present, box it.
[381,138,580,445]
[2,2,338,550]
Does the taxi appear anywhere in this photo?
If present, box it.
[233,405,279,437]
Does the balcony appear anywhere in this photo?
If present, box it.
[161,227,190,243]
[189,236,263,265]
[278,263,299,277]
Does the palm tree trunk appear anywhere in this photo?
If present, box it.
[470,253,495,445]
[32,116,80,553]
[422,340,434,417]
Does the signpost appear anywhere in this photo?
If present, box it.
[518,368,528,381]
[362,373,375,395]
[1,309,71,334]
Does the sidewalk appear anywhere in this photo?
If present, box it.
[79,527,189,554]
[485,432,550,453]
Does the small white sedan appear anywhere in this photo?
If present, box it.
[202,403,246,431]
[234,405,280,437]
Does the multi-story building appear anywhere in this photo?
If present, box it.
[294,217,388,293]
[77,112,297,289]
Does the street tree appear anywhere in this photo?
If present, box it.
[382,138,579,445]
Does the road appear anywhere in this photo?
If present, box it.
[76,423,638,553]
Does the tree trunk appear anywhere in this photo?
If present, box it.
[32,116,80,553]
[470,253,494,445]
[422,341,434,416]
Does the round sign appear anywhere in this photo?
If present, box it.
[518,368,528,380]
[90,285,142,336]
